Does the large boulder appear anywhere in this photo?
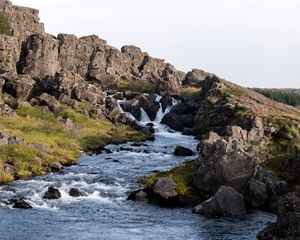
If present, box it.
[192,130,258,194]
[69,188,84,197]
[154,177,178,199]
[11,198,32,209]
[43,186,61,200]
[193,186,246,218]
[244,180,267,209]
[161,112,194,131]
[174,146,194,156]
[4,75,36,100]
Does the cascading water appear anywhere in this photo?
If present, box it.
[0,93,275,240]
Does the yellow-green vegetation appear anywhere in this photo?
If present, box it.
[0,105,144,184]
[139,160,200,205]
[182,86,201,98]
[0,12,12,36]
[117,80,157,93]
[264,117,300,182]
[223,87,244,97]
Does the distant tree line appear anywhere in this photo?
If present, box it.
[253,88,300,107]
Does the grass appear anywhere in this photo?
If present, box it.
[182,87,201,98]
[139,160,200,205]
[223,87,244,97]
[117,80,157,93]
[263,117,300,183]
[0,104,145,184]
[0,13,12,36]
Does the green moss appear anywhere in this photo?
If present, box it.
[0,13,12,36]
[118,80,157,93]
[223,87,244,97]
[139,160,200,204]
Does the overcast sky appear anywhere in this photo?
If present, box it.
[12,0,300,88]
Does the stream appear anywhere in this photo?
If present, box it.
[0,97,275,240]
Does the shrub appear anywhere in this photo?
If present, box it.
[0,13,12,36]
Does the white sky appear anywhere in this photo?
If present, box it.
[12,0,300,88]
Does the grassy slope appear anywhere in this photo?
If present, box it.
[0,104,144,184]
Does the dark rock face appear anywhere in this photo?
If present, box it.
[43,187,61,200]
[161,112,194,131]
[193,186,246,218]
[257,191,300,240]
[69,188,84,197]
[174,146,194,156]
[244,180,267,209]
[17,34,60,79]
[192,130,258,194]
[11,198,32,209]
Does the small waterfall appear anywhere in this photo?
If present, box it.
[117,100,136,121]
[140,107,151,123]
[155,103,164,122]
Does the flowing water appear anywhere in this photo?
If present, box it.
[0,97,275,240]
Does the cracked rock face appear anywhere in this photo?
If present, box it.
[192,129,259,194]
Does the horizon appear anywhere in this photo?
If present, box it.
[12,0,300,89]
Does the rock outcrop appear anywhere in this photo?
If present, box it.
[193,186,246,218]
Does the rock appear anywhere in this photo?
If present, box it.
[120,94,160,121]
[36,93,60,112]
[69,188,84,197]
[154,177,178,199]
[257,191,300,240]
[174,146,194,156]
[111,138,126,145]
[159,94,173,112]
[182,69,214,87]
[170,102,189,115]
[17,34,60,79]
[43,186,61,200]
[159,63,182,94]
[29,143,49,153]
[127,190,148,202]
[49,162,63,172]
[0,103,16,116]
[11,198,32,209]
[161,112,194,131]
[193,186,246,218]
[244,180,267,209]
[3,75,35,100]
[192,131,258,194]
[182,127,194,136]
